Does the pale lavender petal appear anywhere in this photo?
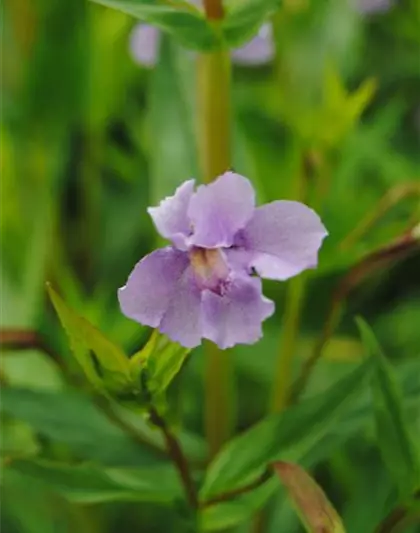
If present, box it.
[188,172,255,248]
[148,180,195,250]
[118,247,189,328]
[238,201,328,280]
[201,275,274,349]
[159,267,202,348]
[129,24,160,67]
[231,24,274,66]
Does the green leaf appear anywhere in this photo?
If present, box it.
[88,0,218,50]
[129,329,160,378]
[47,284,131,392]
[0,387,163,467]
[1,419,40,458]
[2,470,79,533]
[147,33,198,204]
[129,332,190,396]
[273,462,346,533]
[223,0,280,46]
[199,356,420,531]
[200,478,278,531]
[7,459,181,503]
[356,318,420,498]
[147,339,190,396]
[201,358,374,498]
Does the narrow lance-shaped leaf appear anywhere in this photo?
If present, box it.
[0,387,161,467]
[8,459,181,504]
[356,317,420,499]
[200,359,420,531]
[201,357,374,498]
[47,284,131,391]
[274,462,346,533]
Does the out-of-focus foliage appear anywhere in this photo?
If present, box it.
[1,0,420,532]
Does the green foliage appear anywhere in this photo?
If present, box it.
[357,318,420,500]
[147,33,198,203]
[222,0,280,46]
[129,330,191,402]
[201,358,373,498]
[200,478,278,531]
[2,0,420,532]
[88,0,218,50]
[8,459,181,503]
[47,284,132,392]
[0,387,163,467]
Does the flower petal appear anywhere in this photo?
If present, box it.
[232,24,274,66]
[129,24,160,67]
[118,247,189,328]
[148,180,195,250]
[159,267,202,348]
[188,172,255,248]
[240,201,328,280]
[201,275,274,349]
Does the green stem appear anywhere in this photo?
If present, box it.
[197,18,232,458]
[149,406,198,509]
[271,274,306,412]
[197,48,231,184]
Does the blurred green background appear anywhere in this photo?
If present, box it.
[1,0,420,532]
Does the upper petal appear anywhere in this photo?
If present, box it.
[201,274,274,349]
[188,172,256,248]
[118,247,189,328]
[129,24,160,68]
[240,201,328,280]
[231,24,274,66]
[148,180,195,250]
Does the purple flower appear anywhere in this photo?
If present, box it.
[118,173,327,349]
[353,0,393,14]
[231,24,274,66]
[129,24,160,67]
[129,23,274,68]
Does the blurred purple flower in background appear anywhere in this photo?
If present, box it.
[119,173,327,349]
[129,24,160,67]
[354,0,393,14]
[129,23,274,68]
[231,24,275,66]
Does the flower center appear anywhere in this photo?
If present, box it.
[189,247,229,293]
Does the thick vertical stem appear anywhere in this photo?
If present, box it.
[197,23,232,458]
[197,48,231,184]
